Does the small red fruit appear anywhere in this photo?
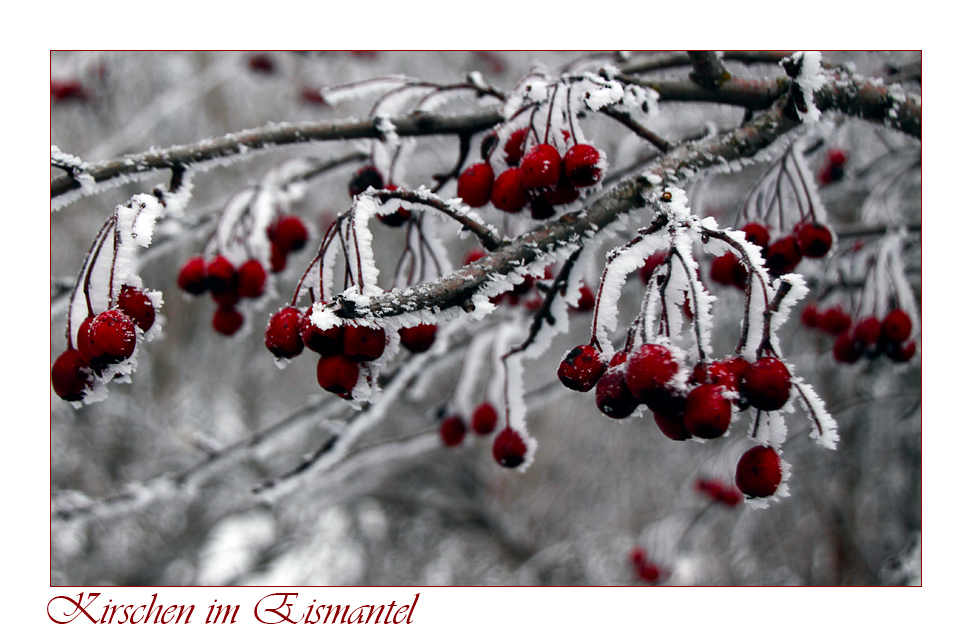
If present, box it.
[654,411,692,441]
[639,251,666,285]
[212,306,244,336]
[529,197,556,220]
[574,284,596,312]
[51,349,93,402]
[206,255,237,294]
[683,384,732,439]
[596,363,639,419]
[543,175,580,206]
[273,216,309,253]
[117,285,156,332]
[801,303,819,329]
[735,445,783,498]
[463,248,487,266]
[853,316,882,347]
[492,427,527,468]
[210,284,240,308]
[503,129,528,166]
[519,144,562,190]
[818,306,852,336]
[740,357,791,411]
[887,340,916,363]
[624,344,678,404]
[490,168,529,213]
[563,144,602,187]
[51,79,88,102]
[87,310,137,362]
[270,242,287,273]
[317,353,360,397]
[827,148,847,167]
[557,344,606,392]
[348,165,384,197]
[248,53,275,74]
[299,309,343,355]
[710,253,747,289]
[178,257,208,295]
[796,222,833,259]
[377,205,411,227]
[343,324,386,361]
[741,223,771,249]
[833,330,862,363]
[765,236,803,276]
[76,316,100,367]
[399,324,437,353]
[471,402,498,435]
[237,260,267,298]
[699,357,751,392]
[264,307,305,359]
[439,415,467,447]
[457,162,495,208]
[881,309,913,343]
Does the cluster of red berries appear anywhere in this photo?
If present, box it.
[710,219,833,285]
[628,546,668,584]
[347,165,413,227]
[438,401,499,446]
[456,130,603,220]
[802,304,916,364]
[51,286,157,402]
[818,148,847,185]
[694,477,742,507]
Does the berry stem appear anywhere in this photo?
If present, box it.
[670,247,706,363]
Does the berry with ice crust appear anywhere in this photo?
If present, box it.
[735,445,783,498]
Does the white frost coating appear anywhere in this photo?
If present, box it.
[750,409,789,449]
[51,145,91,171]
[128,193,165,249]
[502,71,549,120]
[796,381,839,450]
[343,196,383,297]
[746,455,792,509]
[791,136,829,223]
[494,323,538,473]
[213,189,258,264]
[784,51,825,123]
[584,81,624,111]
[374,115,399,146]
[766,273,808,356]
[320,76,411,107]
[159,169,194,218]
[671,231,715,360]
[309,304,343,333]
[454,329,495,416]
[884,230,919,321]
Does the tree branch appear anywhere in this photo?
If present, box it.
[687,51,731,88]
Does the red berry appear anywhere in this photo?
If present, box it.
[735,445,783,498]
[471,402,498,435]
[543,175,580,206]
[399,324,437,353]
[796,222,833,258]
[270,242,287,273]
[629,546,647,566]
[76,316,100,367]
[503,129,528,166]
[519,144,562,190]
[827,148,847,167]
[574,284,596,312]
[237,260,267,298]
[377,205,411,227]
[299,309,343,355]
[206,255,237,294]
[457,163,494,208]
[343,324,386,361]
[529,196,556,220]
[248,53,275,73]
[740,357,791,411]
[51,79,88,102]
[87,310,137,363]
[639,251,666,285]
[741,223,771,249]
[801,303,819,329]
[818,306,852,336]
[210,283,240,308]
[51,349,93,402]
[317,353,360,397]
[596,363,639,419]
[439,415,467,447]
[264,307,305,359]
[887,340,916,363]
[699,357,751,392]
[463,248,487,266]
[683,384,732,439]
[300,86,326,105]
[833,330,862,363]
[853,316,882,347]
[212,306,244,336]
[765,236,803,276]
[557,344,606,392]
[117,285,156,332]
[492,427,527,468]
[710,253,747,289]
[563,144,602,187]
[348,165,384,197]
[273,216,309,253]
[624,344,678,404]
[654,411,692,441]
[490,168,529,213]
[178,257,208,295]
[881,309,913,343]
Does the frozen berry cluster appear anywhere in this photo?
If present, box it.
[710,220,833,286]
[347,165,413,227]
[802,304,916,364]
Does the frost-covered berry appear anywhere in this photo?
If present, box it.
[492,427,527,468]
[624,344,678,404]
[563,144,602,187]
[519,144,562,190]
[694,357,750,393]
[87,310,137,363]
[317,353,359,397]
[503,128,528,166]
[529,196,556,220]
[343,324,386,361]
[881,309,913,343]
[796,222,833,258]
[735,445,783,498]
[740,357,791,411]
[683,384,732,439]
[887,340,916,363]
[463,248,487,266]
[457,162,494,208]
[639,251,666,285]
[377,204,411,227]
[237,259,267,298]
[299,309,342,355]
[273,216,309,253]
[178,256,208,295]
[833,330,862,363]
[818,306,852,335]
[596,357,639,419]
[212,306,244,336]
[490,167,529,213]
[557,344,606,392]
[264,307,305,359]
[710,253,747,289]
[51,349,93,402]
[654,411,692,441]
[117,285,156,332]
[348,164,384,197]
[543,176,580,206]
[853,316,882,347]
[206,255,237,294]
[471,402,498,435]
[741,222,771,250]
[439,415,467,447]
[765,236,803,276]
[399,324,437,353]
[76,316,99,366]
